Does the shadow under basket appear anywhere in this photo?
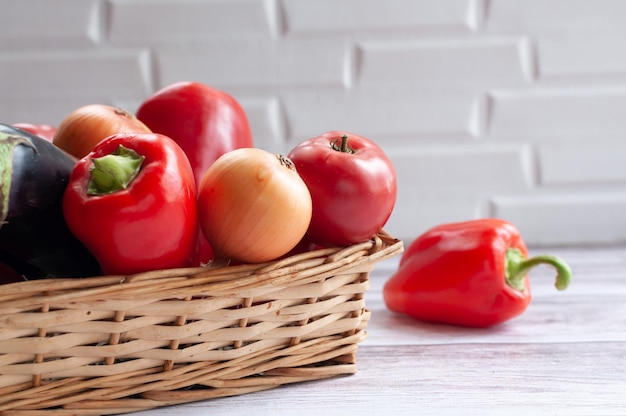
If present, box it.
[0,231,403,415]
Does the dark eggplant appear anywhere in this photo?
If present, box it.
[0,123,101,279]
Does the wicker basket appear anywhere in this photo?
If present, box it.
[0,231,402,415]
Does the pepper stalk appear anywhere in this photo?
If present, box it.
[88,145,145,195]
[506,248,572,291]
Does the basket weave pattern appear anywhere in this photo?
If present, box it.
[0,232,402,415]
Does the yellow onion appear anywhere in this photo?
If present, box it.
[53,104,151,159]
[198,148,312,263]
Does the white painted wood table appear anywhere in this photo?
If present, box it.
[133,246,626,416]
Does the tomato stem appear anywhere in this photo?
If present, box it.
[87,145,144,195]
[505,248,572,292]
[340,134,349,152]
[330,134,355,154]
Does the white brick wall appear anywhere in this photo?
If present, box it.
[2,0,626,246]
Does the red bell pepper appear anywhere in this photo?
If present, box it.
[383,219,572,328]
[136,81,253,264]
[63,132,198,275]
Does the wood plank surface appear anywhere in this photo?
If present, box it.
[132,246,626,416]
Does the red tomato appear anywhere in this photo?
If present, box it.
[12,123,56,142]
[288,131,397,247]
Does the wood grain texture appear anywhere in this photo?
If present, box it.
[130,246,626,416]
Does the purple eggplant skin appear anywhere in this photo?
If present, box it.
[0,123,102,279]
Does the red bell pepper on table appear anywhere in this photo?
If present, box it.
[63,132,198,275]
[383,218,572,328]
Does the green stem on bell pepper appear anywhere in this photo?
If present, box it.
[88,144,144,195]
[506,248,572,292]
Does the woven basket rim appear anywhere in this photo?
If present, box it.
[0,231,402,310]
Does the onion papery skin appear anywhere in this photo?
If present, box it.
[198,148,312,264]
